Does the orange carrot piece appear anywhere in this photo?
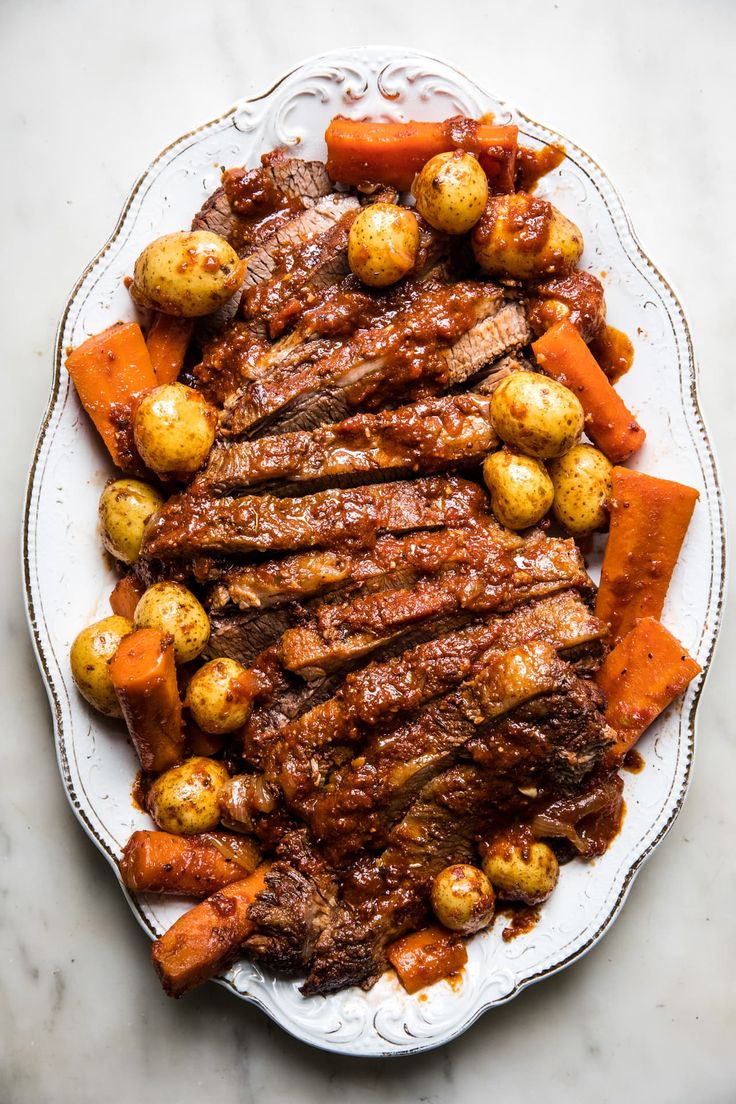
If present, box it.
[119,830,261,897]
[532,319,646,462]
[110,628,184,774]
[597,617,701,758]
[152,864,270,996]
[65,322,157,469]
[325,116,518,193]
[387,925,468,995]
[146,313,194,385]
[596,467,699,643]
[109,573,146,620]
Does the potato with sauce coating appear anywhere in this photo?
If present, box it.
[483,450,554,530]
[99,478,165,564]
[348,202,419,287]
[431,864,495,934]
[482,828,559,905]
[131,230,245,317]
[472,192,583,279]
[146,756,230,835]
[134,581,210,664]
[548,443,613,536]
[186,658,259,735]
[133,383,216,478]
[70,615,133,717]
[412,151,488,234]
[490,371,584,459]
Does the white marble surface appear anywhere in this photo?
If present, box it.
[1,1,734,1100]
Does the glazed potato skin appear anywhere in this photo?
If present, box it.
[430,863,495,934]
[527,270,606,343]
[185,658,259,735]
[483,450,554,530]
[472,193,583,279]
[490,371,584,459]
[146,757,230,835]
[347,203,420,287]
[134,581,210,664]
[482,827,559,905]
[412,151,488,234]
[70,615,133,717]
[131,231,245,317]
[548,443,613,536]
[133,383,216,478]
[99,478,165,564]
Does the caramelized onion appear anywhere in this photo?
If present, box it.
[201,832,261,872]
[531,774,624,857]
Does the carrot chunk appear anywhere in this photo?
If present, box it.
[596,467,699,643]
[119,830,261,897]
[325,117,518,193]
[109,573,146,620]
[152,865,270,996]
[146,313,194,385]
[110,628,184,773]
[65,322,156,469]
[532,319,645,462]
[387,925,468,994]
[597,617,701,757]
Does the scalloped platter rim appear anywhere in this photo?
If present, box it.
[23,46,725,1056]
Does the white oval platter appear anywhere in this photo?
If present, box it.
[23,46,725,1056]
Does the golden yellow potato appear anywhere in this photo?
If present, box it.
[99,478,165,564]
[430,863,495,934]
[490,371,584,459]
[185,658,258,735]
[146,756,230,835]
[70,615,133,717]
[133,383,216,478]
[482,830,559,905]
[347,202,419,287]
[472,192,583,279]
[548,443,613,536]
[133,581,210,663]
[412,151,488,234]
[483,450,554,530]
[131,230,245,317]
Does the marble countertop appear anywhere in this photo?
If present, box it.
[2,1,734,1100]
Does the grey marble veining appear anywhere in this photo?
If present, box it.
[1,0,734,1101]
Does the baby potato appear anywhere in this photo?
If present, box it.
[186,658,259,735]
[472,192,583,279]
[527,270,606,343]
[99,478,165,564]
[482,829,559,905]
[548,443,613,536]
[483,450,554,530]
[430,864,495,934]
[70,615,133,717]
[412,151,489,234]
[146,756,230,834]
[490,371,584,459]
[131,230,245,317]
[134,581,210,664]
[348,202,419,287]
[133,383,216,478]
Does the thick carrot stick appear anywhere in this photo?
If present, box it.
[597,617,701,758]
[65,322,157,469]
[152,864,270,996]
[387,925,468,994]
[596,467,699,643]
[325,116,518,192]
[110,628,184,773]
[109,573,146,620]
[119,830,261,896]
[146,313,194,385]
[532,320,646,462]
